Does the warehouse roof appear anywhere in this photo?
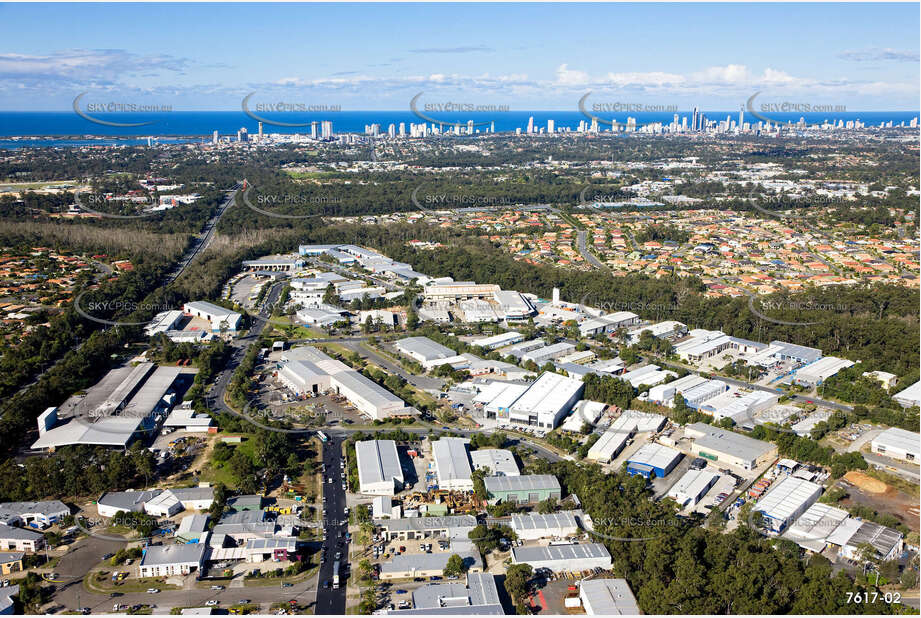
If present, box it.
[509,372,583,416]
[0,524,42,541]
[177,514,209,537]
[97,490,162,513]
[356,440,404,488]
[626,443,683,471]
[410,572,502,612]
[579,579,641,615]
[685,423,775,462]
[781,502,850,552]
[379,549,481,576]
[184,301,239,318]
[755,476,823,523]
[139,543,205,567]
[395,337,455,361]
[771,341,822,363]
[842,521,903,557]
[511,542,610,564]
[872,427,921,459]
[469,449,520,477]
[483,474,560,494]
[331,370,405,409]
[432,438,473,485]
[0,500,69,522]
[667,469,720,502]
[510,511,578,533]
[374,515,477,533]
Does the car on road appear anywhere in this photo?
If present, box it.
[238,599,251,604]
[146,588,159,594]
[282,582,293,588]
[210,585,225,590]
[205,600,219,606]
[395,589,408,594]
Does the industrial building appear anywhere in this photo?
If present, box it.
[176,514,210,544]
[373,515,477,541]
[870,427,920,463]
[483,474,561,505]
[182,301,241,334]
[561,400,607,433]
[754,476,823,532]
[892,380,921,408]
[32,364,187,451]
[781,502,851,553]
[832,520,904,562]
[666,469,720,507]
[379,550,483,580]
[674,330,732,363]
[277,347,407,420]
[510,511,580,541]
[521,342,576,365]
[295,307,343,327]
[684,422,777,470]
[493,291,536,320]
[145,310,184,337]
[793,357,855,387]
[469,449,519,477]
[578,311,639,337]
[506,372,584,429]
[432,438,474,492]
[470,331,524,350]
[586,410,666,464]
[97,487,214,518]
[0,525,44,552]
[625,443,683,479]
[699,390,779,423]
[138,543,205,577]
[0,501,69,528]
[510,543,612,572]
[619,364,675,388]
[579,579,641,615]
[682,380,729,408]
[423,283,501,302]
[356,440,405,496]
[388,572,503,615]
[646,374,707,406]
[504,338,547,359]
[395,337,457,368]
[625,320,687,345]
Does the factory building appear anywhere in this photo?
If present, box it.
[625,443,683,479]
[356,440,405,496]
[510,511,580,541]
[432,438,474,492]
[520,342,576,366]
[506,372,584,429]
[389,572,503,615]
[483,475,561,505]
[781,502,851,553]
[182,301,241,334]
[379,550,483,580]
[373,515,477,541]
[754,476,823,533]
[423,283,501,302]
[666,469,720,507]
[831,520,904,563]
[560,400,607,433]
[138,544,205,578]
[0,501,70,528]
[684,422,777,470]
[682,380,729,408]
[511,543,612,572]
[619,364,675,388]
[470,331,524,350]
[579,579,641,615]
[646,374,707,406]
[578,312,639,337]
[586,410,666,464]
[674,330,732,363]
[469,449,520,477]
[892,380,921,408]
[493,290,536,320]
[793,357,855,387]
[394,337,456,369]
[699,390,779,423]
[625,320,687,345]
[870,427,919,463]
[504,338,547,360]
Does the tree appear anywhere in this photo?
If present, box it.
[536,497,557,514]
[504,563,533,609]
[443,553,467,577]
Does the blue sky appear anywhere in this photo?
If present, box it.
[0,2,918,111]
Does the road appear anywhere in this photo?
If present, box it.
[314,437,349,615]
[339,339,445,394]
[164,183,240,285]
[576,229,607,270]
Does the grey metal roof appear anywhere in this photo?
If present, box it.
[432,438,473,485]
[511,511,578,532]
[844,520,903,557]
[139,543,205,567]
[396,337,455,361]
[0,524,42,541]
[685,422,775,462]
[357,440,404,488]
[226,495,262,509]
[331,370,405,408]
[169,487,215,502]
[380,549,481,575]
[374,515,477,533]
[511,542,610,564]
[0,500,69,520]
[579,578,641,615]
[97,490,162,512]
[483,474,560,494]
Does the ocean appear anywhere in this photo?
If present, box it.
[0,111,917,149]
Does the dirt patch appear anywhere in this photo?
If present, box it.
[844,471,888,494]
